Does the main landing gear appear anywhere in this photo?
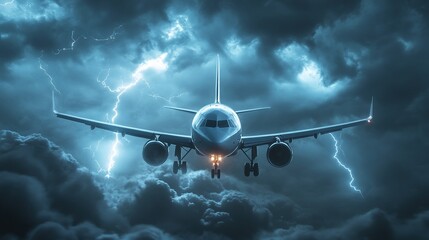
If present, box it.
[173,145,191,174]
[210,155,221,179]
[241,146,259,177]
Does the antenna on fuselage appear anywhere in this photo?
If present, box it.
[214,54,221,104]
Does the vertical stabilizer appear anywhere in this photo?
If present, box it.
[215,54,221,104]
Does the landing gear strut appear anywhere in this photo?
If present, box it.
[242,146,259,177]
[173,145,191,174]
[210,155,221,179]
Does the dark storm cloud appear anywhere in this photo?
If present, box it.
[1,0,429,239]
[0,22,24,74]
[71,0,170,28]
[0,130,124,238]
[260,209,429,240]
[117,172,288,239]
[0,126,427,240]
[0,131,317,239]
[194,0,361,73]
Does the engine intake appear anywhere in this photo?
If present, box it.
[142,140,168,166]
[266,142,293,167]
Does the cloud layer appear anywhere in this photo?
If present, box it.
[1,130,429,239]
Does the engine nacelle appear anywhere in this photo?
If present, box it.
[142,140,168,166]
[266,142,293,167]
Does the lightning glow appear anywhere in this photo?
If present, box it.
[329,133,363,197]
[42,27,178,177]
[83,137,105,174]
[99,53,169,178]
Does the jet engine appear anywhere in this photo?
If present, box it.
[266,142,293,167]
[142,140,168,166]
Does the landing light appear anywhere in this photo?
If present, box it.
[210,155,222,162]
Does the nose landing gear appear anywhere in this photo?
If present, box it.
[210,155,221,179]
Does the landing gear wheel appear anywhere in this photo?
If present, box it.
[181,161,187,174]
[211,169,215,179]
[173,161,179,174]
[253,163,259,176]
[217,169,221,179]
[244,163,251,177]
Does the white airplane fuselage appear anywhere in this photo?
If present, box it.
[191,103,242,157]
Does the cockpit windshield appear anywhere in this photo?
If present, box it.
[201,119,234,128]
[218,120,228,128]
[206,120,217,127]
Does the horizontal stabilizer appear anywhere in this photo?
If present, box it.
[235,107,271,114]
[164,106,198,114]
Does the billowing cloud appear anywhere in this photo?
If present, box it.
[1,0,429,239]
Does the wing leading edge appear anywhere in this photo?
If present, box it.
[241,98,373,148]
[52,94,193,148]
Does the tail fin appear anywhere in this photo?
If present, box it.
[215,54,221,104]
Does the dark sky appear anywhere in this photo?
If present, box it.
[1,0,428,239]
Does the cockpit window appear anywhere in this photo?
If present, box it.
[218,120,229,128]
[228,120,236,128]
[199,119,206,127]
[205,120,217,127]
[202,119,235,128]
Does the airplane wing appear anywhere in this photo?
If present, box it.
[235,107,271,114]
[241,99,373,148]
[54,111,194,148]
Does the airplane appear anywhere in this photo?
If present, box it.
[53,55,373,179]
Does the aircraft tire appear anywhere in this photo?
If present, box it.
[217,169,221,179]
[181,161,187,174]
[211,169,215,178]
[253,163,259,176]
[244,163,251,177]
[173,161,179,174]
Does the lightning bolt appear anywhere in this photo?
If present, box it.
[92,25,123,41]
[53,30,84,55]
[147,92,187,104]
[38,28,124,175]
[98,53,169,178]
[83,137,105,174]
[42,27,182,177]
[329,133,363,197]
[38,53,61,94]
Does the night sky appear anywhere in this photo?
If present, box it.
[1,0,429,239]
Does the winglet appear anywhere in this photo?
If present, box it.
[368,96,373,122]
[52,91,57,114]
[214,54,221,104]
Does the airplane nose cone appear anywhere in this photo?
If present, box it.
[203,130,227,144]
